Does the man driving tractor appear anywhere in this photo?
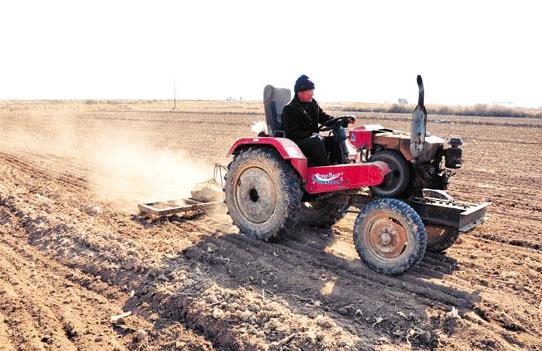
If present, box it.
[282,74,355,166]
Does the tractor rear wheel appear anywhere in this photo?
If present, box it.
[353,198,426,275]
[300,194,351,227]
[425,225,461,253]
[368,150,410,198]
[225,147,302,241]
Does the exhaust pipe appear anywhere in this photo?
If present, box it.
[410,75,427,162]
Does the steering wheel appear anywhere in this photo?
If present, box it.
[318,116,355,132]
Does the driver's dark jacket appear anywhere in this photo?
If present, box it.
[282,96,334,143]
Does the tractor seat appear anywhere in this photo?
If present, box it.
[263,85,291,137]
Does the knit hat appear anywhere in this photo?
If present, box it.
[294,74,315,92]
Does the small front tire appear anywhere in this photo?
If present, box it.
[353,198,426,275]
[426,225,461,253]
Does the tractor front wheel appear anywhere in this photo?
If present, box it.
[353,198,426,275]
[225,147,303,241]
[426,225,461,253]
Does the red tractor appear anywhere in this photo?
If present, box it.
[224,76,488,275]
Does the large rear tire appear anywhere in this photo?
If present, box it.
[353,198,426,275]
[225,147,302,241]
[426,225,460,253]
[300,194,351,227]
[368,150,410,198]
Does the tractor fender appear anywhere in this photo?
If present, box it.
[227,137,308,182]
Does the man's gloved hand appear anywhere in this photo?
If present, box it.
[310,132,323,140]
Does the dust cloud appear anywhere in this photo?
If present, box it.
[0,111,212,211]
[85,137,210,211]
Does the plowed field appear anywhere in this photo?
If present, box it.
[0,102,540,350]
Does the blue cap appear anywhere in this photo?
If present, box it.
[294,74,315,92]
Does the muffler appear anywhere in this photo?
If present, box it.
[410,75,427,161]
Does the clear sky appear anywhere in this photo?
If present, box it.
[0,1,540,107]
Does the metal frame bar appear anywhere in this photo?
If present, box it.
[138,199,222,216]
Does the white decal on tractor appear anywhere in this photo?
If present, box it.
[312,172,344,185]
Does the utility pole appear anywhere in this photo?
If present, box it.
[173,78,176,110]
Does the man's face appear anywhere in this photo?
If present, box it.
[297,89,314,103]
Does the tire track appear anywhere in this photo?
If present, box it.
[178,214,542,349]
[1,109,541,350]
[0,156,376,350]
[169,216,469,347]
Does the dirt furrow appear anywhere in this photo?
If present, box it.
[0,106,540,350]
[0,158,379,350]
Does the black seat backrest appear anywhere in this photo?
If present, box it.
[263,85,291,137]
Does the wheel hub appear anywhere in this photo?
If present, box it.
[366,214,408,259]
[380,230,392,245]
[381,167,401,190]
[235,167,276,224]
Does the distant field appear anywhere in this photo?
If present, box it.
[1,99,541,119]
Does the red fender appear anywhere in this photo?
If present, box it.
[227,136,391,192]
[227,137,308,182]
[348,124,385,150]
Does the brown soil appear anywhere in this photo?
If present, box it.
[0,101,540,350]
